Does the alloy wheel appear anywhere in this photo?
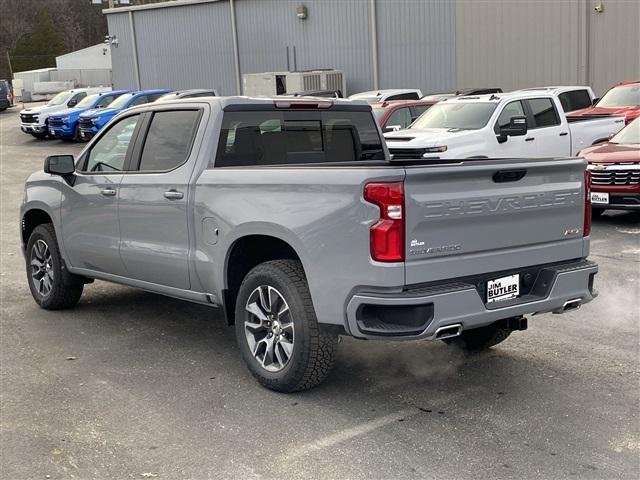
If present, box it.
[30,239,54,297]
[244,285,295,372]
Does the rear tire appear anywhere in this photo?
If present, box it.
[235,259,337,392]
[26,224,84,310]
[445,320,512,351]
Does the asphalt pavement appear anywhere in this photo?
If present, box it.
[1,105,639,479]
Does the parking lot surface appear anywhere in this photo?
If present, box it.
[1,105,639,479]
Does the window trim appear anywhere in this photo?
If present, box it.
[76,112,146,175]
[523,97,561,130]
[126,108,204,175]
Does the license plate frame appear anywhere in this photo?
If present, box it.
[487,274,520,303]
[590,192,609,205]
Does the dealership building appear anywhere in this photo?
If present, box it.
[104,0,639,97]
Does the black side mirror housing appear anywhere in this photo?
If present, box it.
[592,97,600,106]
[44,155,75,176]
[497,115,528,143]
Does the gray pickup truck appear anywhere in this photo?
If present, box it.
[21,97,598,392]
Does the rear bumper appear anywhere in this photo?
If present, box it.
[345,259,598,340]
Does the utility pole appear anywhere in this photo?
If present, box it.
[6,50,13,78]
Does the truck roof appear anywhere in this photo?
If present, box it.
[518,86,593,94]
[127,95,371,110]
[441,91,557,104]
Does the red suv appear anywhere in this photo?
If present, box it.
[579,117,640,216]
[372,99,437,132]
[568,80,640,125]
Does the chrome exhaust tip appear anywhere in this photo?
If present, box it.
[434,323,463,340]
[553,298,582,314]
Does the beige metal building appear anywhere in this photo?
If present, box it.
[105,0,640,96]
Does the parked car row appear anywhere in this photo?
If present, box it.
[349,81,638,215]
[19,87,217,141]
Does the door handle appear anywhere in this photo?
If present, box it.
[164,190,184,200]
[100,188,117,197]
[559,132,569,136]
[525,137,535,142]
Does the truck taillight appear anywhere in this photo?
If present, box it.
[584,169,591,237]
[364,182,404,262]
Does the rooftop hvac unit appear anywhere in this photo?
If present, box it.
[242,70,346,97]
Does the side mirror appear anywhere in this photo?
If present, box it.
[383,125,402,133]
[592,97,600,106]
[44,155,75,176]
[67,98,78,107]
[497,115,527,143]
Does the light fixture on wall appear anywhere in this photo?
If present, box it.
[104,34,119,48]
[296,4,308,20]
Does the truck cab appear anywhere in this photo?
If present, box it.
[384,92,625,160]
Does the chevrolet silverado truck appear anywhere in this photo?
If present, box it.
[48,90,130,141]
[384,91,625,160]
[20,87,111,139]
[77,89,172,140]
[21,97,598,392]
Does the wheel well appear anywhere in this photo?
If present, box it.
[224,235,300,325]
[22,209,53,246]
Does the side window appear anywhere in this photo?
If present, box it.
[527,98,560,128]
[69,92,86,105]
[411,104,431,120]
[386,92,419,101]
[495,100,526,133]
[95,95,116,108]
[214,109,385,167]
[137,110,201,172]
[558,90,592,112]
[147,93,167,102]
[83,115,140,172]
[129,95,149,107]
[386,107,412,128]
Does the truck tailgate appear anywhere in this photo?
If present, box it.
[403,157,588,285]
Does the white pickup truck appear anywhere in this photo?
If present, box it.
[384,91,625,160]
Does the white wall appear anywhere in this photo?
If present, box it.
[56,44,112,70]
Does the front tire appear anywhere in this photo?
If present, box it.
[445,320,512,351]
[26,224,84,310]
[235,260,337,392]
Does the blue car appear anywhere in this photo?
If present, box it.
[47,90,130,141]
[77,89,173,141]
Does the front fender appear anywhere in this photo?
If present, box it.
[21,174,66,260]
